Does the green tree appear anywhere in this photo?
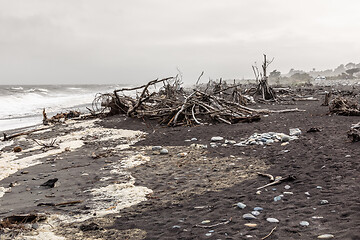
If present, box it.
[345,68,360,76]
[269,70,281,79]
[290,72,312,81]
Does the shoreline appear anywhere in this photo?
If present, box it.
[0,117,151,239]
[0,86,359,239]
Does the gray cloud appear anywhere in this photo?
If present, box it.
[0,0,359,85]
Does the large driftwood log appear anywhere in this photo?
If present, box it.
[3,127,52,141]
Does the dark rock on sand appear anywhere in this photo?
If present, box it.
[40,178,58,188]
[80,222,101,232]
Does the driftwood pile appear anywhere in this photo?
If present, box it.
[252,54,277,101]
[348,122,360,142]
[42,109,80,125]
[94,77,262,126]
[329,97,360,116]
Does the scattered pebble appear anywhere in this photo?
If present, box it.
[272,188,277,191]
[317,234,334,239]
[320,200,329,205]
[283,192,293,195]
[243,213,256,220]
[289,128,302,136]
[251,211,260,216]
[312,216,323,219]
[205,233,212,236]
[13,146,22,152]
[266,218,279,223]
[191,138,197,141]
[160,149,169,155]
[237,202,246,209]
[300,221,309,226]
[305,192,311,196]
[253,207,263,211]
[177,152,187,157]
[211,136,224,142]
[284,185,291,190]
[208,230,214,233]
[244,223,257,228]
[274,196,282,202]
[317,186,322,189]
[152,146,162,151]
[256,190,261,195]
[225,140,236,144]
[234,142,246,147]
[235,132,298,146]
[201,220,211,224]
[281,135,291,142]
[190,144,207,149]
[172,225,181,229]
[32,223,39,230]
[345,155,351,158]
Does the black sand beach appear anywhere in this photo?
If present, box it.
[0,86,360,239]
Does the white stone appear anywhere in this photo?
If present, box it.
[211,136,224,142]
[289,128,302,136]
[266,217,279,223]
[300,221,309,226]
[317,234,334,239]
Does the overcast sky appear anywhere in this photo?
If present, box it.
[1,0,360,85]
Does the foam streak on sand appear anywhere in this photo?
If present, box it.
[0,120,145,188]
[90,176,153,216]
[90,153,152,216]
[0,119,152,239]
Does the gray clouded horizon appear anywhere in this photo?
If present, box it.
[1,0,360,85]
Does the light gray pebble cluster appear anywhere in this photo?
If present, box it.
[234,132,298,146]
[206,129,300,148]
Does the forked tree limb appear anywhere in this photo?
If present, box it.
[114,77,173,93]
[257,175,296,190]
[172,91,197,125]
[257,172,275,181]
[33,139,58,148]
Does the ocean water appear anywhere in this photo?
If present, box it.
[0,84,125,132]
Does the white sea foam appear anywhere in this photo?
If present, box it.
[0,84,123,132]
[3,119,152,239]
[0,119,145,198]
